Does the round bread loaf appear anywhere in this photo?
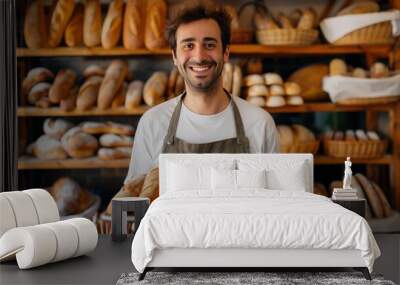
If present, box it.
[329,59,347,76]
[33,135,68,160]
[292,124,315,142]
[248,84,268,97]
[246,96,265,107]
[22,67,54,95]
[28,82,51,104]
[284,82,301,96]
[43,118,73,139]
[286,96,304,106]
[266,95,285,107]
[277,125,294,146]
[61,127,98,158]
[263,73,283,86]
[243,74,264,87]
[269,84,285,96]
[49,177,92,216]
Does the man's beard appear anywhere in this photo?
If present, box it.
[178,59,224,93]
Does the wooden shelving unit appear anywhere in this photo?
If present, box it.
[17,155,393,170]
[17,102,398,117]
[16,44,393,58]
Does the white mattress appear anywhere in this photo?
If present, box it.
[131,190,380,273]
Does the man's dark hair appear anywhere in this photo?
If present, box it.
[166,2,231,53]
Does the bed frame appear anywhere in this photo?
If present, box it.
[138,154,371,280]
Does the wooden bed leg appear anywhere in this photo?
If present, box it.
[354,267,371,280]
[138,268,147,281]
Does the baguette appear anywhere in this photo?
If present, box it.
[83,65,105,78]
[222,62,233,93]
[60,86,78,112]
[231,65,242,97]
[24,0,47,48]
[99,134,133,147]
[81,121,134,136]
[125,80,144,109]
[48,0,75,47]
[98,147,132,160]
[98,60,129,110]
[123,0,145,49]
[49,69,77,103]
[278,12,294,29]
[111,82,128,109]
[101,0,124,49]
[77,76,103,111]
[144,0,167,49]
[83,0,102,47]
[143,71,167,106]
[167,67,179,99]
[64,4,84,47]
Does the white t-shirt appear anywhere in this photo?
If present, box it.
[124,95,279,183]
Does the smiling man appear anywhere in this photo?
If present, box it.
[124,2,278,182]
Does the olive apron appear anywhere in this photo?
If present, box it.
[162,91,250,154]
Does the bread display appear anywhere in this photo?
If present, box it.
[83,0,102,47]
[143,71,167,106]
[323,129,387,158]
[48,0,76,48]
[24,0,47,48]
[328,59,393,78]
[101,0,124,49]
[49,69,77,103]
[144,0,167,49]
[49,177,93,216]
[22,67,54,95]
[64,4,84,47]
[61,127,99,158]
[98,60,128,110]
[123,0,145,49]
[43,118,73,139]
[77,76,103,111]
[98,147,132,160]
[125,80,144,109]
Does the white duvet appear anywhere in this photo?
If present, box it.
[131,190,380,273]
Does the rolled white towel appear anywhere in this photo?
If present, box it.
[0,196,17,238]
[0,218,98,269]
[0,191,39,227]
[23,189,60,224]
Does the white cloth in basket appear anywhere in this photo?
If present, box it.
[320,10,400,43]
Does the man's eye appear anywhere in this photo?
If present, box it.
[205,42,216,49]
[183,43,194,49]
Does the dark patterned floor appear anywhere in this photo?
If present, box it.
[117,271,396,285]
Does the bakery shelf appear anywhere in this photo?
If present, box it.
[18,155,392,170]
[17,106,150,117]
[18,156,131,169]
[16,44,392,57]
[314,155,392,165]
[17,103,395,117]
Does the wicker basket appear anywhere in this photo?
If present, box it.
[280,140,320,155]
[323,139,388,158]
[256,29,319,45]
[96,213,135,235]
[333,21,394,45]
[231,28,253,44]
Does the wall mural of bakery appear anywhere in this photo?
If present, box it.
[1,0,400,283]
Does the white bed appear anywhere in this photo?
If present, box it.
[131,154,380,280]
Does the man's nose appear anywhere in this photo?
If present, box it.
[192,45,208,62]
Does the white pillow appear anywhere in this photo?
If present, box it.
[238,159,308,192]
[237,169,267,189]
[211,168,267,190]
[167,160,235,192]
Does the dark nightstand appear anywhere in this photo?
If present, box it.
[112,197,150,242]
[332,198,366,217]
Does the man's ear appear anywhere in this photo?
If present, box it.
[172,50,177,66]
[223,45,230,63]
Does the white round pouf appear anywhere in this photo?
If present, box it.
[1,192,39,227]
[0,196,17,237]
